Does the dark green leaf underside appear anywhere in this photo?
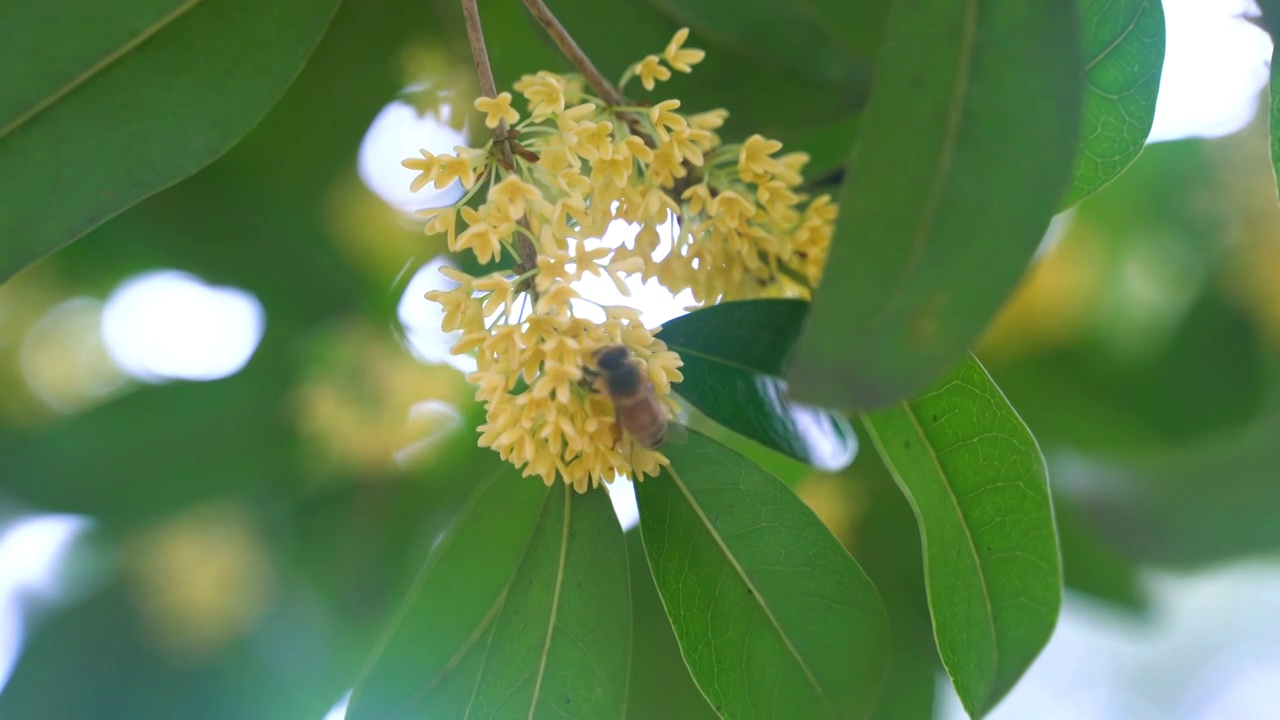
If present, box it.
[658,300,857,471]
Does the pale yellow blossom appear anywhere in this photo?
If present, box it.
[663,27,706,73]
[474,91,520,129]
[634,55,672,91]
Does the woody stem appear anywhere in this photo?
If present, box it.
[460,0,538,275]
[519,0,626,106]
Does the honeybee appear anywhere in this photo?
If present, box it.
[588,345,678,449]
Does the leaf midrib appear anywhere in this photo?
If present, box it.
[666,463,834,716]
[898,400,999,710]
[1083,0,1150,73]
[0,0,206,140]
[527,486,572,718]
[347,464,508,715]
[667,343,783,377]
[869,0,979,337]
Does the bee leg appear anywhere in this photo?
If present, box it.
[580,367,603,393]
[611,409,624,448]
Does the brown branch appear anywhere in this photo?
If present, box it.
[461,0,538,277]
[461,0,513,166]
[520,0,626,106]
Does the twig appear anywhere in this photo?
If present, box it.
[520,0,626,106]
[461,0,539,277]
[461,0,513,166]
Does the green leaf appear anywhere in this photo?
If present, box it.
[657,299,857,471]
[1062,0,1165,207]
[860,354,1061,718]
[624,531,718,720]
[788,1,1084,409]
[636,430,890,719]
[844,437,942,719]
[0,0,340,285]
[798,0,894,65]
[1260,1,1280,198]
[349,472,631,719]
[1054,499,1146,610]
[1269,3,1280,198]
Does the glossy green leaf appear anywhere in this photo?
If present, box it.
[624,531,718,720]
[861,354,1061,718]
[636,430,890,719]
[1062,0,1165,208]
[788,1,1084,409]
[657,299,857,471]
[0,0,339,285]
[349,472,630,719]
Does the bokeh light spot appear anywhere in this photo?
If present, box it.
[101,270,265,383]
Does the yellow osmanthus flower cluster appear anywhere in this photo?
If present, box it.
[402,28,835,492]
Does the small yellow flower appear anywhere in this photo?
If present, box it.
[633,55,672,91]
[738,134,784,184]
[649,99,687,142]
[647,142,687,187]
[456,206,506,263]
[681,183,712,215]
[594,140,635,189]
[419,205,459,244]
[474,91,520,129]
[774,151,811,187]
[571,120,614,162]
[402,149,440,192]
[667,128,705,166]
[663,28,706,73]
[688,108,728,131]
[435,147,486,190]
[513,71,566,119]
[487,176,544,222]
[555,103,600,137]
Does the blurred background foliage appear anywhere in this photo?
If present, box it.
[1,0,1279,717]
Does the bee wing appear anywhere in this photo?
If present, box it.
[663,420,689,446]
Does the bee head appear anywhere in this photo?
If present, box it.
[593,345,631,372]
